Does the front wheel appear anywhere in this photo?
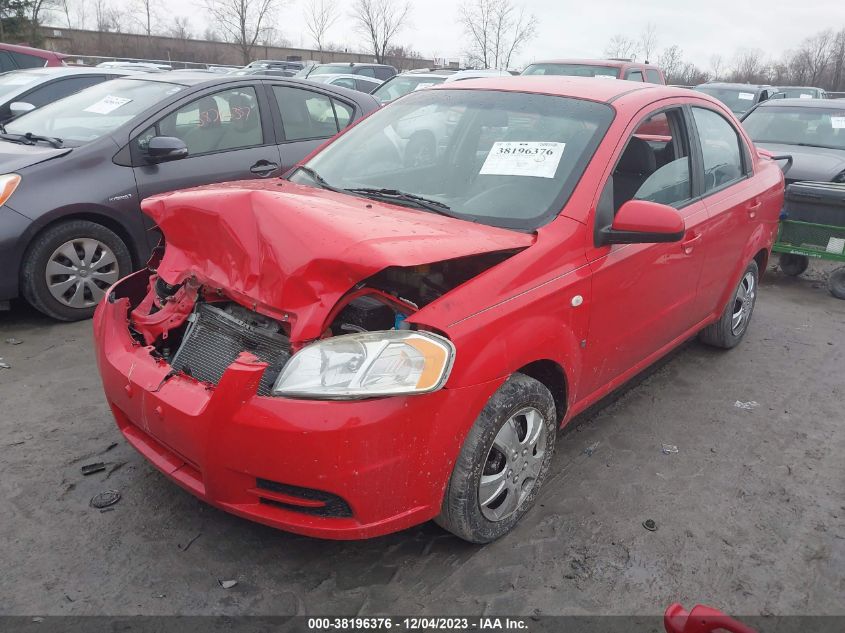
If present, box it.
[779,253,809,277]
[436,373,557,543]
[699,260,759,349]
[21,220,133,321]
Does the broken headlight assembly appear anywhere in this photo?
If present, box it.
[272,331,455,399]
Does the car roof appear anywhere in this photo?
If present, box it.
[528,58,662,70]
[5,66,132,77]
[755,98,845,108]
[697,82,770,90]
[775,86,824,91]
[313,62,393,68]
[429,75,687,103]
[313,73,380,81]
[0,42,67,59]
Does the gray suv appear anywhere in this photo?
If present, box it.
[0,72,379,319]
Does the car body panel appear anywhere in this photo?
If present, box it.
[93,77,785,538]
[522,59,666,84]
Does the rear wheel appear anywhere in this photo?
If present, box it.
[21,220,132,321]
[436,373,556,543]
[829,267,845,300]
[699,260,758,349]
[778,253,809,277]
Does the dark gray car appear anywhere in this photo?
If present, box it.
[741,98,845,185]
[0,72,379,319]
[0,66,131,123]
[695,82,779,116]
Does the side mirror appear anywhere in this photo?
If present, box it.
[144,136,188,163]
[9,101,35,117]
[597,199,685,246]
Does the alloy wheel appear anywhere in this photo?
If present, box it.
[731,271,756,335]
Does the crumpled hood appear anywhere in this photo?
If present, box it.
[0,140,72,173]
[142,180,534,341]
[756,142,845,182]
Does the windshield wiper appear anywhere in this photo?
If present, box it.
[794,142,842,151]
[0,131,63,148]
[343,187,455,217]
[292,165,344,193]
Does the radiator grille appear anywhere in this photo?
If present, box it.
[170,302,291,396]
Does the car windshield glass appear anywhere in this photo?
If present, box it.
[742,106,845,149]
[696,86,758,114]
[777,88,818,99]
[522,63,619,78]
[4,78,185,145]
[309,65,354,75]
[372,76,447,103]
[291,89,614,230]
[0,71,41,98]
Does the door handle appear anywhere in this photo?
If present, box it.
[748,201,761,219]
[681,233,702,255]
[250,160,279,177]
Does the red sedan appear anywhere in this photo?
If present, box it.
[94,77,784,542]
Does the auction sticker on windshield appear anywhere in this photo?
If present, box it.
[831,116,845,129]
[480,141,565,178]
[738,92,755,101]
[84,95,132,114]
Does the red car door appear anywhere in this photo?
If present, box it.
[687,106,767,317]
[579,105,709,401]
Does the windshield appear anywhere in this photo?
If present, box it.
[4,78,185,145]
[372,76,447,103]
[776,88,820,99]
[696,86,759,114]
[522,63,619,78]
[309,65,354,76]
[291,89,614,230]
[0,71,42,99]
[742,106,845,149]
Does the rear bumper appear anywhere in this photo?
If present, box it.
[93,275,500,539]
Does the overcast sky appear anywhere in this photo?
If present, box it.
[161,0,843,69]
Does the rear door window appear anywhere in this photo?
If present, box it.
[691,107,746,192]
[10,51,46,69]
[0,52,15,73]
[272,85,354,141]
[625,70,645,82]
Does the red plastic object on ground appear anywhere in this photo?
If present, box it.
[665,603,757,633]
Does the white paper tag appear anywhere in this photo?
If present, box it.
[480,142,566,178]
[4,74,37,86]
[83,95,132,114]
[737,92,754,101]
[799,94,813,98]
[826,237,845,254]
[830,116,845,129]
[595,74,616,80]
[412,82,436,91]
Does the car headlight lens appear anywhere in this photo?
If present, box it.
[272,330,455,399]
[0,174,21,207]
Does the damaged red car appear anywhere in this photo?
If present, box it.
[94,77,784,542]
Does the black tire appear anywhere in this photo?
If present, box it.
[699,259,759,349]
[21,220,133,321]
[779,253,809,277]
[436,373,557,543]
[829,267,845,300]
[403,132,436,168]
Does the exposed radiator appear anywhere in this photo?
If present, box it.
[170,302,291,396]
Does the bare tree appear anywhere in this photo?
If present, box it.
[29,0,57,41]
[831,29,845,91]
[658,44,684,84]
[709,54,725,81]
[304,0,338,54]
[731,48,767,83]
[168,15,191,40]
[131,0,159,36]
[94,0,127,32]
[350,0,411,64]
[604,34,638,60]
[638,22,658,63]
[795,30,834,85]
[204,0,284,64]
[459,0,537,70]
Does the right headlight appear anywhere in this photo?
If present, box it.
[272,330,455,400]
[0,174,21,207]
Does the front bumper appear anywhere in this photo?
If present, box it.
[93,275,501,539]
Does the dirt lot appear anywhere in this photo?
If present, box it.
[1,262,843,617]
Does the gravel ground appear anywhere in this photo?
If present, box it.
[1,261,843,617]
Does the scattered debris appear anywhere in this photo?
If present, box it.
[0,358,10,369]
[90,489,121,509]
[218,579,238,589]
[5,337,22,345]
[100,507,115,514]
[734,400,759,410]
[64,594,74,603]
[32,617,44,623]
[178,532,202,552]
[81,462,106,476]
[661,444,679,455]
[583,441,600,457]
[104,442,118,452]
[642,519,658,531]
[7,440,25,447]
